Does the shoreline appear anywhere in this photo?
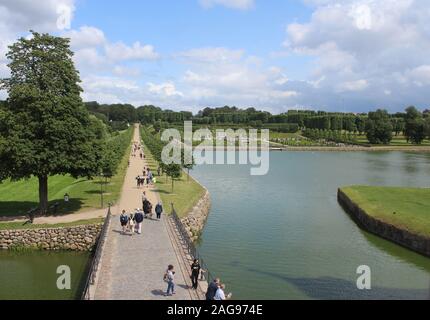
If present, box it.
[192,146,430,152]
[338,188,430,258]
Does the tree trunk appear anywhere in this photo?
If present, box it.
[38,175,49,216]
[187,169,190,181]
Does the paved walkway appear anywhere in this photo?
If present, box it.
[94,124,192,300]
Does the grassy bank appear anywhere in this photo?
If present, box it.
[0,128,133,218]
[340,186,430,237]
[0,218,104,230]
[140,129,205,219]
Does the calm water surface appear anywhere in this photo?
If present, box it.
[192,151,430,300]
[0,251,90,300]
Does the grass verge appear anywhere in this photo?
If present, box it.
[0,128,133,217]
[0,218,104,230]
[340,186,430,237]
[140,136,205,219]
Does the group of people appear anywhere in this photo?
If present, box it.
[136,167,154,188]
[131,142,143,158]
[163,260,231,300]
[120,208,145,235]
[206,278,232,301]
[119,198,163,236]
[163,259,202,297]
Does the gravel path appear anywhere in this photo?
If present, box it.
[94,125,192,300]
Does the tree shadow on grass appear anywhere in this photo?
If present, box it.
[0,198,85,218]
[154,189,174,195]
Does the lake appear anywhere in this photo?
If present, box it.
[192,151,430,300]
[0,251,90,300]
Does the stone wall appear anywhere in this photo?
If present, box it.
[181,190,211,242]
[0,224,102,251]
[338,189,430,257]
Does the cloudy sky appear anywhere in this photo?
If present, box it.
[0,0,429,113]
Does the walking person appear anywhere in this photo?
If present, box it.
[143,199,151,219]
[128,213,135,236]
[190,259,201,290]
[142,191,147,209]
[206,278,220,300]
[134,209,144,234]
[164,265,176,296]
[120,210,129,234]
[155,202,163,220]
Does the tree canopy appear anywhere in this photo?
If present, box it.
[0,31,104,214]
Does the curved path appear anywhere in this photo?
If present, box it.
[94,125,193,300]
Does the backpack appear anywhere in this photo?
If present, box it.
[135,212,144,223]
[120,214,128,224]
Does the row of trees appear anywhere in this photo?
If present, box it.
[85,102,193,127]
[365,107,430,145]
[140,127,193,191]
[303,129,358,144]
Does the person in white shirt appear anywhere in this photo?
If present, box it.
[214,284,226,301]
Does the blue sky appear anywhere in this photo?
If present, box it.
[1,0,430,113]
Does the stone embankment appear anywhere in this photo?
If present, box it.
[181,189,211,242]
[338,189,430,257]
[0,224,102,251]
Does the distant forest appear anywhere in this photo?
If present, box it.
[1,100,429,143]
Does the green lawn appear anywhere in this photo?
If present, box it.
[341,186,430,237]
[141,138,205,219]
[0,131,132,218]
[269,132,302,140]
[356,135,430,146]
[0,218,104,230]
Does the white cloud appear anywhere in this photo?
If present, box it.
[199,0,254,10]
[148,82,184,97]
[177,47,299,108]
[64,26,106,49]
[337,79,368,92]
[0,0,75,35]
[283,0,430,111]
[106,42,159,62]
[406,65,430,87]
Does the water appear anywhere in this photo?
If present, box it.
[0,251,90,300]
[192,151,430,300]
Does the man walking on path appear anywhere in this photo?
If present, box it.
[155,202,163,220]
[134,209,144,234]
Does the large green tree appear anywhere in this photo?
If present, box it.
[404,106,426,144]
[0,31,104,215]
[365,109,393,145]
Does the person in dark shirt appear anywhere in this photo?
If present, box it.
[206,278,220,300]
[190,259,201,289]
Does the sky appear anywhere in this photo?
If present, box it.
[0,0,430,114]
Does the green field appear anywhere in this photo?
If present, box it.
[0,218,104,230]
[0,130,132,218]
[141,136,205,219]
[341,186,430,237]
[356,135,430,146]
